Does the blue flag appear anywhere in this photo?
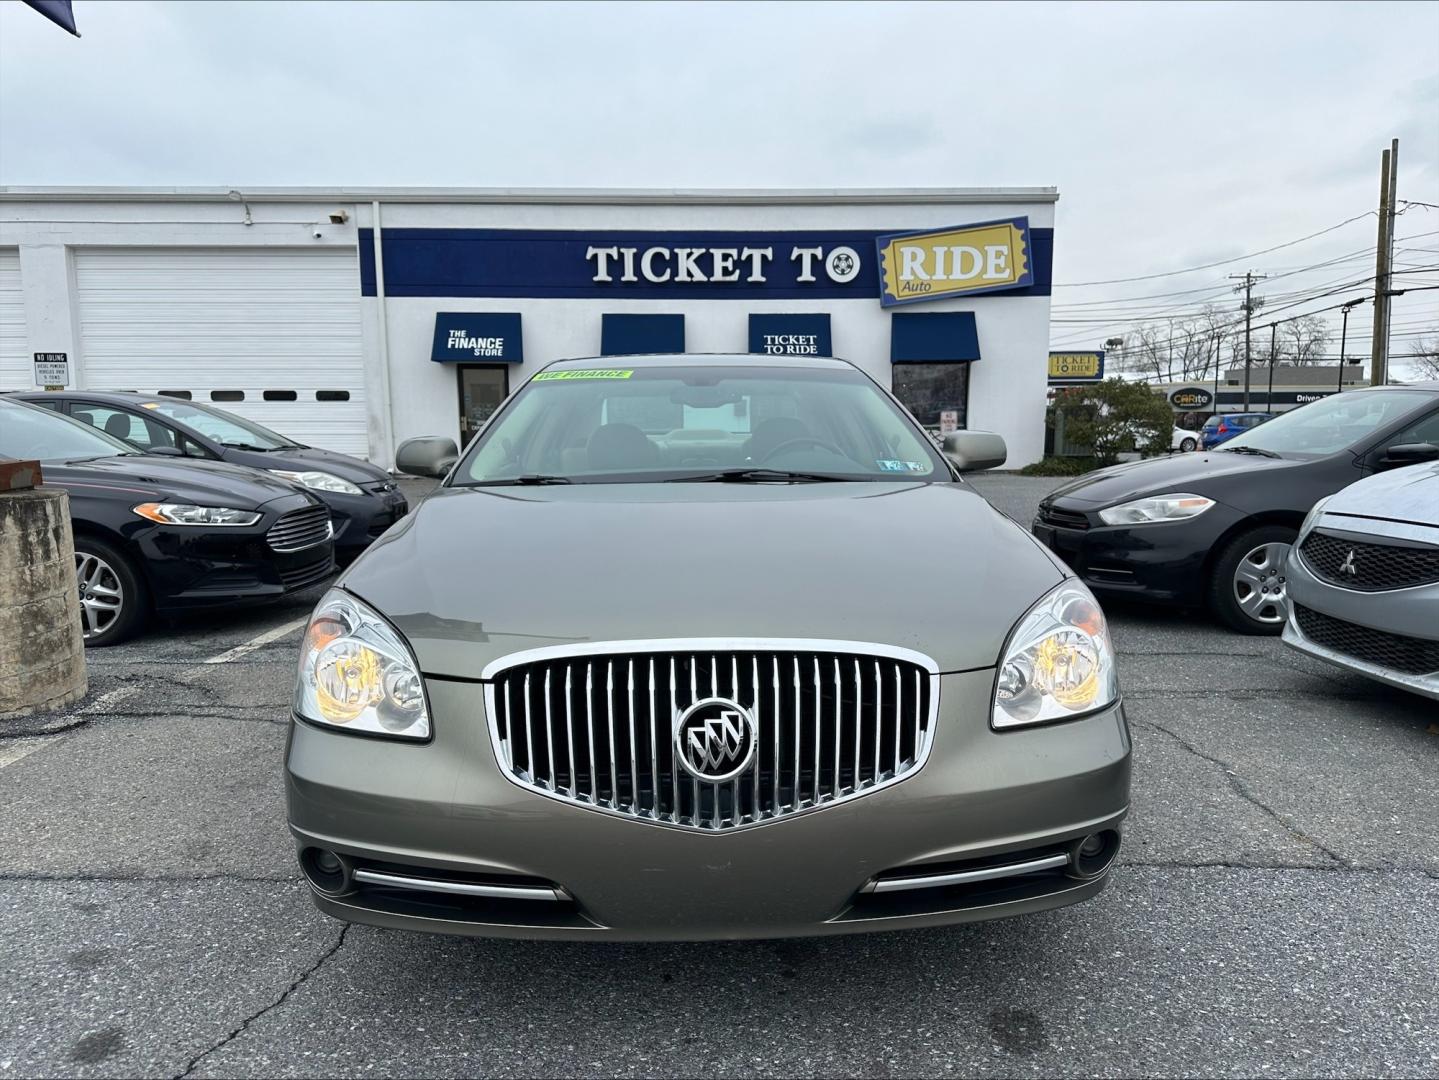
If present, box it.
[22,0,79,36]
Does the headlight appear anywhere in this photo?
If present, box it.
[270,469,363,496]
[993,580,1119,729]
[1097,493,1215,526]
[132,503,261,526]
[1298,495,1332,538]
[295,589,430,740]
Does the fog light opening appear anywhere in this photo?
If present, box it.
[299,847,353,896]
[1066,830,1121,880]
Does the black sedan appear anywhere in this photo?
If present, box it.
[1033,384,1439,634]
[15,391,407,563]
[1,398,337,645]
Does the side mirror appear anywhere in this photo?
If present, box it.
[395,436,459,478]
[1378,442,1439,469]
[942,430,1007,473]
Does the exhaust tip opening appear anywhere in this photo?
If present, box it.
[1065,829,1121,880]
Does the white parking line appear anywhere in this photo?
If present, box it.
[0,735,61,770]
[200,615,309,665]
[70,615,310,720]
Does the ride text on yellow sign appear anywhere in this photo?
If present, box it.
[876,217,1033,307]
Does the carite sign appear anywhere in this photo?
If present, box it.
[876,218,1033,307]
[1048,351,1105,383]
[360,227,1053,301]
[1169,386,1214,409]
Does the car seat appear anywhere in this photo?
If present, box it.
[103,414,133,440]
[587,423,660,471]
[744,417,812,461]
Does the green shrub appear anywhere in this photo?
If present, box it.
[1018,456,1102,476]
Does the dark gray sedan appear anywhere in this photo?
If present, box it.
[1284,461,1439,700]
[285,355,1132,940]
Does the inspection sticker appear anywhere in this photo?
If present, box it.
[876,459,928,472]
[532,369,634,382]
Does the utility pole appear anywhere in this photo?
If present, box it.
[1370,138,1399,386]
[1265,323,1277,413]
[1229,271,1267,411]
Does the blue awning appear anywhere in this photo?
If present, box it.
[748,314,832,357]
[890,312,980,363]
[432,312,523,362]
[601,314,685,356]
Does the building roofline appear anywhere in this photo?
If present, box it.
[0,185,1059,206]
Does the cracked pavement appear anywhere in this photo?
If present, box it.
[2,475,1436,1078]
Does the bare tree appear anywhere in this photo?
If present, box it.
[1408,335,1439,380]
[1278,315,1329,365]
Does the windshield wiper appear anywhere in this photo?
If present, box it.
[483,474,573,485]
[221,442,276,452]
[1220,445,1282,459]
[664,468,848,483]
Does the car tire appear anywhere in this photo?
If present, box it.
[72,535,148,646]
[1207,525,1297,635]
[1180,437,1197,453]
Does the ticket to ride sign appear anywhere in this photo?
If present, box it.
[1048,351,1105,384]
[876,217,1033,306]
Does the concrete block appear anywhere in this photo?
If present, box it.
[0,488,87,718]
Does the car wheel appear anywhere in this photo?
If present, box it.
[72,536,147,646]
[1207,525,1297,635]
[1180,437,1197,453]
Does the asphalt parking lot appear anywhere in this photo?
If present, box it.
[2,473,1436,1079]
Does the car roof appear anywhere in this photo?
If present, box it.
[13,389,164,403]
[541,353,858,372]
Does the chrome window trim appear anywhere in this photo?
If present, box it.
[479,637,941,834]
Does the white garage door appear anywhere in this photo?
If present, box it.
[73,248,369,457]
[0,250,26,392]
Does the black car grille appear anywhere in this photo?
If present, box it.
[1037,501,1091,531]
[1293,605,1439,675]
[1299,530,1439,592]
[266,506,333,553]
[279,553,335,592]
[488,647,935,832]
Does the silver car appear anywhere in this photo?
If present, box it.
[285,355,1132,940]
[1283,461,1439,700]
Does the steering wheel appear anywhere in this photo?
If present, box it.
[757,436,846,462]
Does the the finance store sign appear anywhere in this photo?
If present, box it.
[362,222,1051,306]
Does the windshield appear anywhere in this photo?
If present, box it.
[1221,390,1435,458]
[144,399,299,450]
[0,402,138,461]
[454,364,948,484]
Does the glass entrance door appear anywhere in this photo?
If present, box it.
[456,365,510,443]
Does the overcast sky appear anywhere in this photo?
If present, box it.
[1,0,1436,369]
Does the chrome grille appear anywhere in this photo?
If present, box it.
[266,506,333,553]
[485,642,936,831]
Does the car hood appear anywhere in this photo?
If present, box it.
[1324,461,1439,527]
[40,453,318,509]
[226,446,391,485]
[1045,450,1318,508]
[340,482,1065,678]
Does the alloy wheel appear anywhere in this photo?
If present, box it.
[74,550,125,640]
[1231,541,1290,626]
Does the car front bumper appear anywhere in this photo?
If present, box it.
[285,669,1132,941]
[1282,546,1439,701]
[323,487,409,560]
[1032,503,1239,607]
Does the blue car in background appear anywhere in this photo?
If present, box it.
[1201,412,1275,450]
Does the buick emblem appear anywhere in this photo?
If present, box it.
[1339,549,1358,577]
[674,697,757,783]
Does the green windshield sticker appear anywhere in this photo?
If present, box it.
[532,369,634,382]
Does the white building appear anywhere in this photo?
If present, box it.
[0,187,1058,467]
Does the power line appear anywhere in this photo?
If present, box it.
[1051,211,1375,287]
